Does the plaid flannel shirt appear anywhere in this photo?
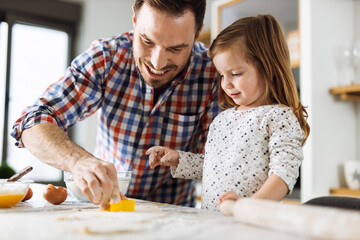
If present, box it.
[11,31,220,207]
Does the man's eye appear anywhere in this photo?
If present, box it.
[142,38,152,45]
[171,48,182,52]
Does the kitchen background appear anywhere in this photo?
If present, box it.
[1,0,360,204]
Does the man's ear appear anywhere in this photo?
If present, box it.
[132,5,136,28]
[195,24,204,40]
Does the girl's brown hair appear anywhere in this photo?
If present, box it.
[209,15,310,144]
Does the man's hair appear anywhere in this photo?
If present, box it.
[209,15,310,144]
[134,0,205,34]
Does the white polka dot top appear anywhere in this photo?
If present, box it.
[171,104,304,212]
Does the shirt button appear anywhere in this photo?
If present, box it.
[146,88,152,94]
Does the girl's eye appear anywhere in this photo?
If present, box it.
[232,73,243,77]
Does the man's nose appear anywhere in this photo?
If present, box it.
[151,47,168,70]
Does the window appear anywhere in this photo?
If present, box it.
[7,24,69,181]
[0,0,81,184]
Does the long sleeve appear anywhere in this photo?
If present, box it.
[267,107,304,193]
[170,151,205,180]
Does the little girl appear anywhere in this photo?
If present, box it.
[146,15,310,212]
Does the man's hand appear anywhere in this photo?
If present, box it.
[72,158,127,210]
[146,146,179,169]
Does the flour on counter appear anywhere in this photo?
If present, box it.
[54,208,168,235]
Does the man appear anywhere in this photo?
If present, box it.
[11,0,220,209]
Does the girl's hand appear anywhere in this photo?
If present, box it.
[146,146,179,169]
[218,190,242,205]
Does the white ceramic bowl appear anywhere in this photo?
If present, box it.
[64,171,132,202]
[0,179,33,208]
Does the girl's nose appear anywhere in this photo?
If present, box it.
[222,76,233,89]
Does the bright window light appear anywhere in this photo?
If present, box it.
[7,23,69,181]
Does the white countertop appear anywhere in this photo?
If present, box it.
[0,183,314,240]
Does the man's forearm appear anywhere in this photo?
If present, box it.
[21,122,93,172]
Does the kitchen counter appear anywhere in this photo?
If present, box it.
[0,184,314,240]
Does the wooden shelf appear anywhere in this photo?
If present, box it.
[330,188,360,197]
[282,199,301,205]
[329,84,360,101]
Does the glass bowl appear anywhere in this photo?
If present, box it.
[0,179,32,208]
[64,171,132,202]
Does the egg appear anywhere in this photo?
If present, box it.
[22,187,33,202]
[43,184,67,205]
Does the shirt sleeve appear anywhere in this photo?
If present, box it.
[170,150,205,180]
[267,107,304,194]
[11,39,110,147]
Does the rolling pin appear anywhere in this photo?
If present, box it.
[220,198,360,240]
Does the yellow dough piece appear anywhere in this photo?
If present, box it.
[108,199,135,212]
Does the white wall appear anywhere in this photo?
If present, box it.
[300,0,358,202]
[356,1,360,160]
[70,0,134,54]
[356,1,360,39]
[64,0,216,153]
